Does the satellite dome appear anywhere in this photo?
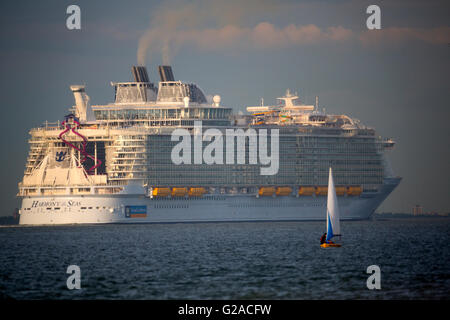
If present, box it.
[213,95,221,107]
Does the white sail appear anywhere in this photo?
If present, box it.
[326,167,341,241]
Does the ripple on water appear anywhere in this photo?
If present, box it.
[0,219,449,299]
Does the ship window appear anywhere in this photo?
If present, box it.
[46,208,51,210]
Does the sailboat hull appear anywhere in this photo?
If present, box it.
[320,243,341,248]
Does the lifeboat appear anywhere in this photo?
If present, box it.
[172,187,187,197]
[188,187,206,197]
[335,186,347,196]
[298,186,315,196]
[152,187,171,197]
[347,186,362,196]
[258,187,275,196]
[276,187,292,196]
[315,186,328,196]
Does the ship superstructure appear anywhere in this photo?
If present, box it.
[17,65,400,225]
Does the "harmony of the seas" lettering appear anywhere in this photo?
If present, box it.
[31,200,82,208]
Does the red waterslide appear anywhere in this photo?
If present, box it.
[58,115,102,174]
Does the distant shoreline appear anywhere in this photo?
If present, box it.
[373,213,450,219]
[0,212,449,226]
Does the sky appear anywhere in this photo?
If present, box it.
[0,0,449,216]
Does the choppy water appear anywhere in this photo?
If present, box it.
[0,218,449,299]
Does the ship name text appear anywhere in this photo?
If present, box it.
[31,200,82,208]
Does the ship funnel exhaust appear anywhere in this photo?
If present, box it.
[70,85,95,123]
[158,65,175,82]
[132,66,150,83]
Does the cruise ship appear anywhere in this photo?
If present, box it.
[17,65,401,225]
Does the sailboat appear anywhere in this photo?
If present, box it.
[320,167,342,248]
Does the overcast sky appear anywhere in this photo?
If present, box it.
[0,0,449,215]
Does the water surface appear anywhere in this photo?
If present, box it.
[0,218,449,299]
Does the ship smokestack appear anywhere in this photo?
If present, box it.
[158,65,175,82]
[132,66,150,83]
[70,85,95,123]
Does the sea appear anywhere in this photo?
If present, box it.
[0,218,449,300]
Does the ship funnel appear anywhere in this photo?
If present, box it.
[132,66,150,83]
[158,65,175,82]
[70,85,95,123]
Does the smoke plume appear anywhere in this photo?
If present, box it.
[137,0,450,66]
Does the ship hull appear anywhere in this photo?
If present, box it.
[18,178,400,225]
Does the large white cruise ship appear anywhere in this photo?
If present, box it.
[17,65,401,225]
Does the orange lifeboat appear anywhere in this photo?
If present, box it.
[347,186,362,196]
[276,187,292,196]
[335,186,347,196]
[298,187,315,196]
[152,187,171,197]
[188,187,206,197]
[172,187,187,197]
[259,187,275,196]
[315,186,328,196]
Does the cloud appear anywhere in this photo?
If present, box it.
[179,23,354,50]
[137,21,356,64]
[137,0,280,65]
[136,0,450,65]
[359,26,450,46]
